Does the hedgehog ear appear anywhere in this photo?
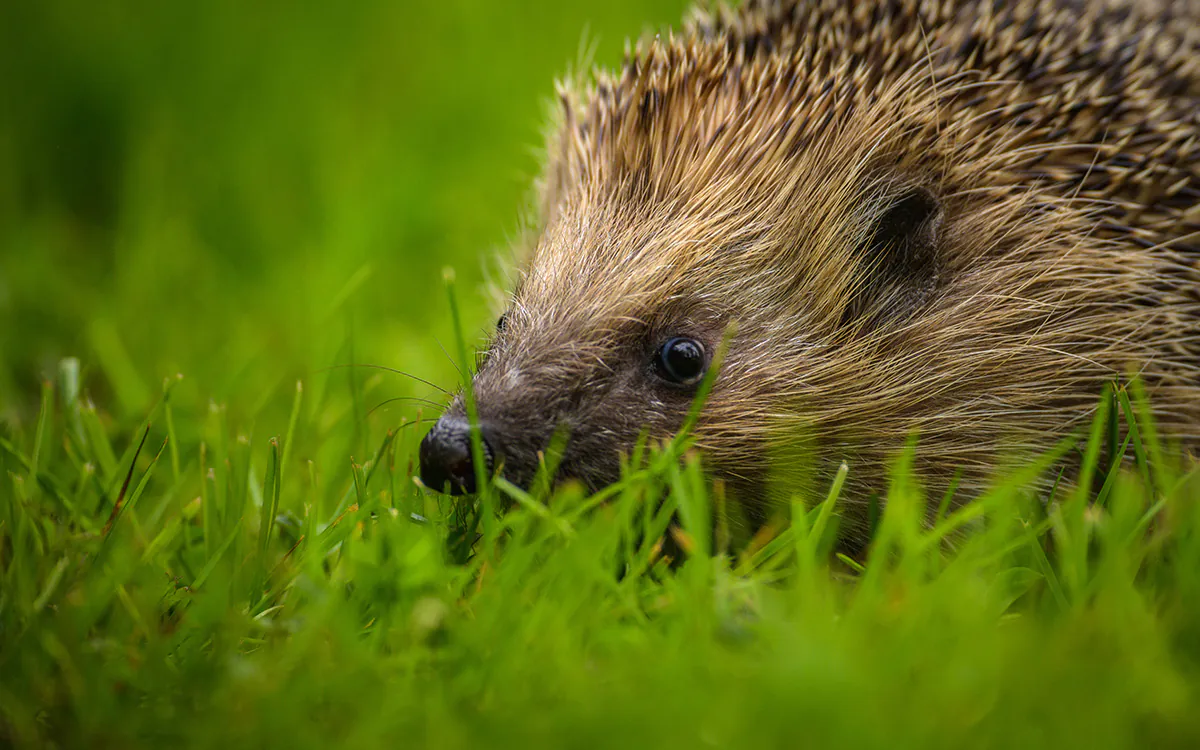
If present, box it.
[843,186,943,327]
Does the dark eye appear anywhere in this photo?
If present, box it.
[496,312,509,333]
[655,337,706,386]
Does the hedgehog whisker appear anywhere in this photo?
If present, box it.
[368,396,446,418]
[323,363,450,395]
[399,418,441,429]
[434,336,466,380]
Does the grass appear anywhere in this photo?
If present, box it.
[4,1,1200,748]
[4,326,1200,748]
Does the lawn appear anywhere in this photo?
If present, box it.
[3,2,1200,748]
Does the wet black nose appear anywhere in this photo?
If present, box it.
[419,416,494,494]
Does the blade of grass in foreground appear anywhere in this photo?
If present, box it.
[444,267,496,558]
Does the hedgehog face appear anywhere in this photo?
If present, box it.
[419,290,728,494]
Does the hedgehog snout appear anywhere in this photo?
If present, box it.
[419,415,496,495]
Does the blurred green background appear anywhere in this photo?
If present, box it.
[0,0,688,431]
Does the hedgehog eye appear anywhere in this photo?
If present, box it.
[496,312,509,334]
[655,337,706,386]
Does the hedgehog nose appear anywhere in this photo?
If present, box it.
[419,416,494,495]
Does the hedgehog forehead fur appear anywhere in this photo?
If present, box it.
[439,0,1199,524]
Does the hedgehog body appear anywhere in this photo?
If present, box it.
[421,0,1200,536]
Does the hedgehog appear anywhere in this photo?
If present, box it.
[419,0,1200,538]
